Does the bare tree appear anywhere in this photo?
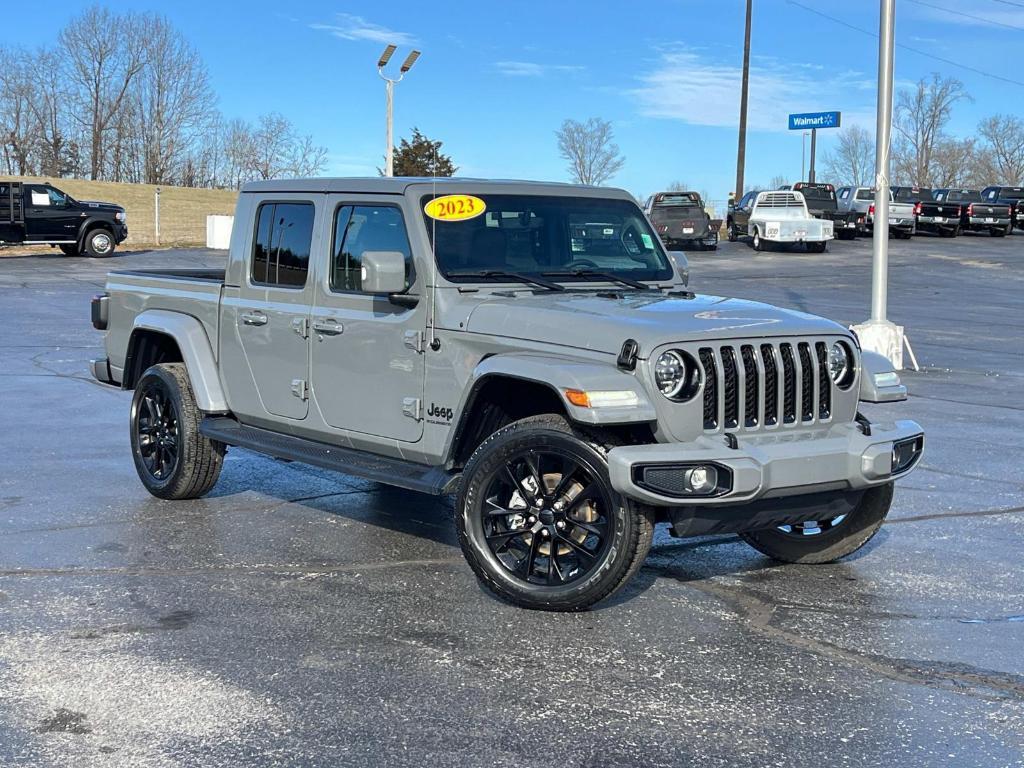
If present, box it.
[666,180,689,191]
[892,74,970,186]
[769,174,790,190]
[977,114,1024,184]
[929,137,980,188]
[132,13,216,185]
[60,5,147,179]
[556,117,625,186]
[823,126,875,187]
[28,48,78,177]
[0,48,37,175]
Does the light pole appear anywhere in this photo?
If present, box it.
[801,131,809,181]
[734,0,753,197]
[378,45,421,177]
[851,0,915,369]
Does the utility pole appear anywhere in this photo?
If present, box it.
[808,128,817,183]
[801,131,809,181]
[377,46,421,177]
[852,0,915,369]
[734,0,753,197]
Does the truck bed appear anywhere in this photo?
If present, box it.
[104,268,227,380]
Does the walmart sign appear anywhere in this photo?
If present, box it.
[788,111,841,130]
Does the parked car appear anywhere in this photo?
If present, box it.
[892,186,962,237]
[643,191,719,250]
[89,177,923,611]
[744,190,833,252]
[933,188,1013,237]
[0,180,127,256]
[725,189,761,243]
[980,185,1024,232]
[836,186,915,238]
[791,182,861,240]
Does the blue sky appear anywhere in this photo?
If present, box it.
[6,0,1024,202]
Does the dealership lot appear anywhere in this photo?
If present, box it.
[1,235,1022,767]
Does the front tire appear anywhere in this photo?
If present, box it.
[456,414,655,611]
[752,228,763,251]
[84,228,116,257]
[130,363,225,500]
[740,483,893,564]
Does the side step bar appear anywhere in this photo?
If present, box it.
[200,416,460,496]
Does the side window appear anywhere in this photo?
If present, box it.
[251,202,314,288]
[28,186,51,207]
[46,188,66,207]
[330,204,412,293]
[987,190,997,201]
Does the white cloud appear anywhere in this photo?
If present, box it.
[629,48,876,133]
[311,13,417,46]
[494,61,584,78]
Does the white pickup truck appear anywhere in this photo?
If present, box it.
[748,191,833,253]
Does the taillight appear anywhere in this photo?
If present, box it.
[967,204,974,216]
[913,202,922,216]
[868,204,875,216]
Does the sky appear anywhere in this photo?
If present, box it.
[5,0,1024,203]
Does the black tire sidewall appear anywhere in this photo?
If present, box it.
[130,365,189,497]
[740,483,894,564]
[86,229,115,257]
[457,419,638,610]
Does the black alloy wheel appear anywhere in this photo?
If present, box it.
[133,379,180,482]
[480,449,614,587]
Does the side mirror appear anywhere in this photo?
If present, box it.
[361,250,407,294]
[668,250,689,286]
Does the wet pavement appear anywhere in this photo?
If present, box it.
[1,235,1022,767]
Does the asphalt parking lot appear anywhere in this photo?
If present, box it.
[1,232,1023,767]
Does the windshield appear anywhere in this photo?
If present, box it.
[795,185,835,203]
[999,187,1024,200]
[893,188,932,202]
[653,193,700,207]
[946,190,982,203]
[423,194,674,283]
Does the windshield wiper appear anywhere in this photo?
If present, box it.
[446,269,565,291]
[541,269,655,291]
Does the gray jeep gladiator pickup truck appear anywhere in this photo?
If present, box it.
[90,178,924,611]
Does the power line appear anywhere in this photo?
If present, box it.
[907,0,1024,31]
[989,0,1024,9]
[787,1,1024,88]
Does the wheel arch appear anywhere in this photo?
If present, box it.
[123,310,228,413]
[444,354,657,470]
[77,218,115,249]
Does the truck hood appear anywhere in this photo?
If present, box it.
[78,200,125,213]
[464,291,845,355]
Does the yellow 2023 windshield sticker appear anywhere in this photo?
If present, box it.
[424,194,486,222]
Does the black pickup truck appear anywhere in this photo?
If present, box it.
[933,188,1013,237]
[981,185,1024,232]
[791,182,861,239]
[892,186,961,237]
[0,180,128,256]
[643,191,720,250]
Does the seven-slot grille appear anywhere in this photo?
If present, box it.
[698,340,834,432]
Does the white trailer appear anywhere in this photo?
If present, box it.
[749,191,834,252]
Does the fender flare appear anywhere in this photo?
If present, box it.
[77,217,116,249]
[130,310,229,413]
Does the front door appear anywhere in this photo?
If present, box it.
[309,196,425,443]
[228,198,317,421]
[24,185,80,240]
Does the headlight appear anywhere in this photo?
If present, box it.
[829,342,855,388]
[115,211,125,222]
[654,350,700,401]
[654,351,686,398]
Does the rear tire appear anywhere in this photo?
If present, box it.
[992,226,1007,238]
[727,220,738,242]
[752,228,763,251]
[740,483,893,564]
[84,228,116,257]
[807,241,827,253]
[59,244,80,257]
[130,363,225,500]
[456,414,655,611]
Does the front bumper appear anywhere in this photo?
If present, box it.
[607,419,924,507]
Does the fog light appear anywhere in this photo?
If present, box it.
[892,436,923,474]
[685,466,717,493]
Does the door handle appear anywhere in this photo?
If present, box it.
[240,311,268,326]
[312,319,344,336]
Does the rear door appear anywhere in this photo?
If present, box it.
[309,195,425,443]
[23,185,80,241]
[226,196,317,421]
